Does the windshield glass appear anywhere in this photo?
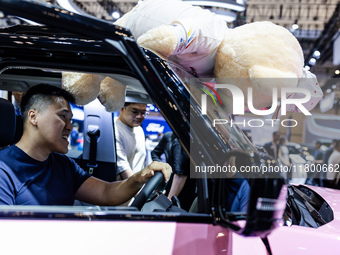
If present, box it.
[168,63,259,216]
[169,63,256,153]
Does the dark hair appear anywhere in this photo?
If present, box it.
[72,122,79,128]
[335,140,340,148]
[21,84,75,123]
[279,137,286,145]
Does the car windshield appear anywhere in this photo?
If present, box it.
[169,63,256,153]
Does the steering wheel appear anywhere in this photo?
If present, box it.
[130,171,165,210]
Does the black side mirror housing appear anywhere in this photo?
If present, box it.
[214,150,287,238]
[242,177,287,238]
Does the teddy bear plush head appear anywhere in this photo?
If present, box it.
[214,21,304,109]
[62,72,127,112]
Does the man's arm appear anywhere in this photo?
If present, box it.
[314,151,324,164]
[75,161,172,206]
[0,170,15,205]
[167,174,187,199]
[168,142,188,199]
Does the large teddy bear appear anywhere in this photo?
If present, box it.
[63,0,322,113]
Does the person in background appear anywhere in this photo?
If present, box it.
[319,140,337,187]
[153,132,164,143]
[115,102,148,180]
[313,141,323,163]
[224,177,250,212]
[263,131,281,160]
[324,140,340,189]
[70,122,80,150]
[12,91,24,116]
[11,91,24,144]
[151,131,197,210]
[151,131,175,164]
[323,139,337,166]
[151,131,177,194]
[307,140,324,186]
[0,84,171,205]
[166,141,196,211]
[278,137,290,180]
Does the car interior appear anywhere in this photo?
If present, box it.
[0,67,199,213]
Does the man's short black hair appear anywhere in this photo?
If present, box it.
[21,84,75,123]
[273,131,280,136]
[279,136,286,144]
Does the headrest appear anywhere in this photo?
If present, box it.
[0,98,16,147]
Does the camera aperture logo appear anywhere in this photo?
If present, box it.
[200,83,312,128]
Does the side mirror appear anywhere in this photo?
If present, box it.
[213,150,287,238]
[242,177,287,238]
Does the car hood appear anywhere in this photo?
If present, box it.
[268,184,340,255]
[306,185,340,231]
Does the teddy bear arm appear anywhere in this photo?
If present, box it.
[97,77,127,112]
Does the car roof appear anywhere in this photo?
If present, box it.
[0,24,147,93]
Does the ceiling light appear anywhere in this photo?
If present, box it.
[313,50,321,59]
[291,24,299,30]
[308,58,316,65]
[111,11,121,19]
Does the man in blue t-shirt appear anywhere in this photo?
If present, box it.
[0,84,171,205]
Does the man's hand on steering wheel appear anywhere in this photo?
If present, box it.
[136,161,172,185]
[130,161,172,210]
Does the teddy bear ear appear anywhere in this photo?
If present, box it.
[62,72,104,105]
[97,77,127,112]
[249,65,299,96]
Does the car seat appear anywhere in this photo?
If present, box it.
[0,97,16,149]
[75,99,118,182]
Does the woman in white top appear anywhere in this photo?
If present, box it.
[278,137,290,179]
